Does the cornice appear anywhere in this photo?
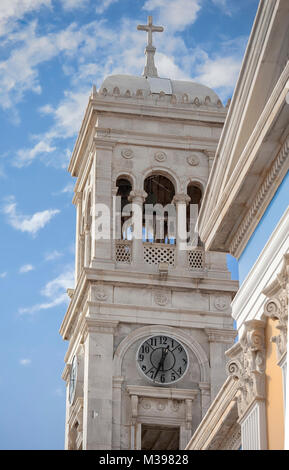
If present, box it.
[126,385,198,401]
[229,135,289,257]
[60,269,238,341]
[199,60,289,253]
[198,0,278,235]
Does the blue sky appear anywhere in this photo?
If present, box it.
[0,0,258,450]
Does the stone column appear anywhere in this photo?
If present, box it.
[112,376,124,450]
[128,190,147,268]
[173,193,191,272]
[226,320,267,450]
[82,319,118,450]
[130,394,139,450]
[205,328,236,400]
[199,382,211,418]
[204,150,215,174]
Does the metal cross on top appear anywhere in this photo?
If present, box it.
[137,16,164,78]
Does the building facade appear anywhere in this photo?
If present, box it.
[60,18,238,450]
[187,0,289,451]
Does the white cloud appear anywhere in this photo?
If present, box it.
[60,0,89,10]
[143,0,201,31]
[193,54,242,99]
[0,20,102,110]
[60,183,74,194]
[19,265,74,315]
[14,140,56,168]
[19,358,31,366]
[44,250,63,261]
[0,0,51,37]
[95,0,119,14]
[2,196,60,236]
[14,88,90,168]
[19,264,35,273]
[0,272,7,278]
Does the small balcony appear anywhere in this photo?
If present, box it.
[115,240,205,272]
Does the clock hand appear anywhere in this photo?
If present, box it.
[154,347,169,380]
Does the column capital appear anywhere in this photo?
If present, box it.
[226,320,266,421]
[80,317,119,342]
[128,189,147,204]
[262,253,289,364]
[173,193,191,205]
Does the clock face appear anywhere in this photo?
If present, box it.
[137,335,188,385]
[69,356,77,405]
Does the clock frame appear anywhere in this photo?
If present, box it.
[136,335,189,385]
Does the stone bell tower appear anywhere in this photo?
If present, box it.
[60,17,238,450]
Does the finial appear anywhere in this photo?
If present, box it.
[137,16,164,78]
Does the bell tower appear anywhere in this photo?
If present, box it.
[60,17,238,451]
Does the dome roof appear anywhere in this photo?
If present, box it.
[99,74,223,107]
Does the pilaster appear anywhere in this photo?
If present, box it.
[82,319,118,450]
[205,328,236,399]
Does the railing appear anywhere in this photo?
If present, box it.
[115,240,132,264]
[187,249,205,270]
[143,242,176,266]
[115,241,205,271]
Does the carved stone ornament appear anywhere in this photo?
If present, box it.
[263,253,289,363]
[214,296,229,311]
[226,320,266,420]
[121,148,134,159]
[170,400,180,412]
[154,290,169,306]
[154,151,167,162]
[140,399,151,410]
[187,154,200,167]
[156,400,166,411]
[95,287,108,302]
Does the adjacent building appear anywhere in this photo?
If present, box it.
[187,0,289,451]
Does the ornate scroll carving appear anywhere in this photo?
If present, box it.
[226,320,266,420]
[263,253,289,363]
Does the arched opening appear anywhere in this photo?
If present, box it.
[143,174,176,244]
[187,183,203,246]
[116,177,132,240]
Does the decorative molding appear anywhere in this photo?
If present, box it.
[185,377,239,450]
[187,154,200,166]
[214,295,230,311]
[121,148,134,159]
[221,423,241,450]
[226,320,266,421]
[205,328,237,344]
[263,253,289,363]
[95,287,108,302]
[153,290,170,306]
[230,135,289,257]
[126,385,198,401]
[154,151,167,162]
